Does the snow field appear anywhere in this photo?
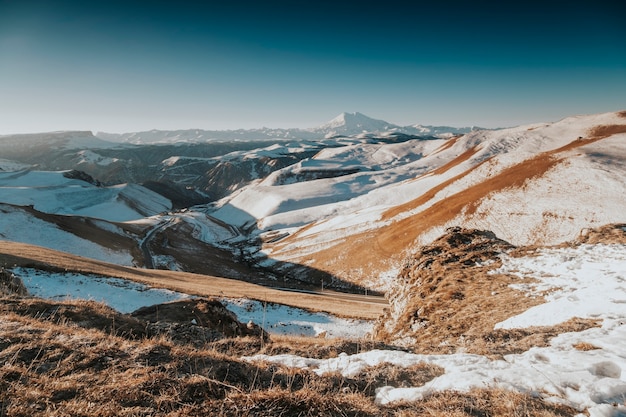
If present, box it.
[493,244,626,329]
[222,298,373,338]
[0,170,171,221]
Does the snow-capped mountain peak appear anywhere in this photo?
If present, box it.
[315,112,399,136]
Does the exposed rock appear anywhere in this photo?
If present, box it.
[62,169,102,186]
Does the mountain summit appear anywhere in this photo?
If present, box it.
[315,112,399,136]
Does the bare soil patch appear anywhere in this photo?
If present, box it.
[428,135,460,155]
[588,123,626,139]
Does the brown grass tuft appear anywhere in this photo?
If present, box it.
[575,223,626,244]
[573,342,601,351]
[391,388,579,417]
[257,334,395,359]
[349,362,445,396]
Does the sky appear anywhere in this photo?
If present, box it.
[1,0,625,133]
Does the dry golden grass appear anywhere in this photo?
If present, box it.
[588,123,626,139]
[349,362,445,396]
[575,223,626,244]
[256,334,395,359]
[428,135,461,155]
[573,342,601,351]
[0,293,582,417]
[390,388,579,417]
[373,228,601,355]
[275,142,566,287]
[0,241,385,320]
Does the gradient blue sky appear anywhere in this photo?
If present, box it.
[1,0,625,133]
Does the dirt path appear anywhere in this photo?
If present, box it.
[0,241,386,319]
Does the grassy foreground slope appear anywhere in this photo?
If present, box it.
[0,289,577,416]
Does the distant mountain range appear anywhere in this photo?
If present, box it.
[94,112,483,144]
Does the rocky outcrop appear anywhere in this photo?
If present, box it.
[373,227,515,350]
[62,169,102,186]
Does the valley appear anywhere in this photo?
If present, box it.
[1,110,626,416]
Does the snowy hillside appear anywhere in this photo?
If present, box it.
[0,130,121,150]
[0,170,171,222]
[246,234,626,416]
[0,204,135,265]
[3,221,625,416]
[209,110,626,289]
[1,110,626,417]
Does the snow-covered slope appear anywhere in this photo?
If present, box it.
[209,110,626,289]
[0,170,171,221]
[1,110,624,293]
[0,204,135,265]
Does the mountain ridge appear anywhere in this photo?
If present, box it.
[92,112,485,144]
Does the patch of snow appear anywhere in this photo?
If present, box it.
[181,211,237,244]
[76,150,119,166]
[492,244,626,329]
[15,267,188,313]
[0,171,171,221]
[0,159,31,171]
[151,254,183,271]
[9,261,373,338]
[222,298,373,338]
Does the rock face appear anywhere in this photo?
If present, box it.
[373,227,514,349]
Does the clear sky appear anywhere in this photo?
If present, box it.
[1,0,625,133]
